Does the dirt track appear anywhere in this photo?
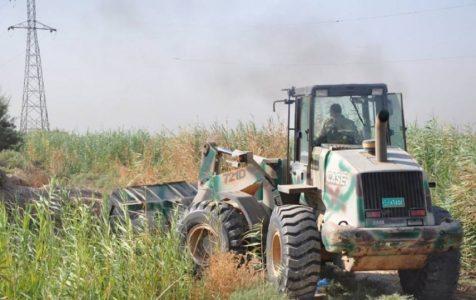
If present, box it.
[352,271,475,300]
[317,261,475,299]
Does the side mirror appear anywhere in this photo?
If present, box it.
[273,99,295,112]
[272,100,281,112]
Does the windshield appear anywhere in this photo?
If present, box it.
[313,95,381,146]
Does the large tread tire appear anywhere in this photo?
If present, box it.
[266,205,321,299]
[398,206,461,300]
[179,200,248,267]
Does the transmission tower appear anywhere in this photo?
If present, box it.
[8,0,56,132]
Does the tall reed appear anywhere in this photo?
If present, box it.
[0,190,197,299]
[407,120,475,272]
[1,119,474,275]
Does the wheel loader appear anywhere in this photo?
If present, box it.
[109,83,463,299]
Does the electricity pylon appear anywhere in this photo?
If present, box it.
[8,0,56,132]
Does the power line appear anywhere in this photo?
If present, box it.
[172,54,476,68]
[152,2,476,31]
[301,2,476,26]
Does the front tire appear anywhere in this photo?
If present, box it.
[266,205,321,299]
[398,206,461,299]
[179,200,248,267]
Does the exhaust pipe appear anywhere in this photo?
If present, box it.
[375,110,390,162]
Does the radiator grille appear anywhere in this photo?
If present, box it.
[361,171,425,218]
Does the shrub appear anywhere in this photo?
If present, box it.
[0,95,22,151]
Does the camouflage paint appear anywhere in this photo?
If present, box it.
[321,220,463,258]
[315,146,462,266]
[322,152,358,224]
[199,145,219,184]
[109,182,197,227]
[203,165,267,200]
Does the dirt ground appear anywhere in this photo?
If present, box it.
[0,170,103,214]
[310,261,476,299]
[351,271,476,299]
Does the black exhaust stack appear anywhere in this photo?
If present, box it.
[375,110,389,162]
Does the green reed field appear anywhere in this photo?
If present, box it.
[0,119,474,298]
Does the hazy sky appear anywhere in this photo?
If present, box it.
[0,0,475,132]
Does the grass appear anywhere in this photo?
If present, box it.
[0,193,196,299]
[0,119,474,298]
[2,120,285,190]
[407,120,476,273]
[0,193,282,299]
[200,252,284,300]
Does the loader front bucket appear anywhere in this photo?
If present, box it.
[108,181,197,228]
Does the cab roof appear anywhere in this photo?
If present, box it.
[293,83,388,97]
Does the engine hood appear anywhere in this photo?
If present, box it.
[330,147,423,174]
[314,146,428,229]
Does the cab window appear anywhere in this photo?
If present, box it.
[387,93,406,149]
[298,97,311,162]
[313,95,379,146]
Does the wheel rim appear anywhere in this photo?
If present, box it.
[187,224,218,266]
[271,231,282,274]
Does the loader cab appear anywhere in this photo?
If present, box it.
[288,84,406,184]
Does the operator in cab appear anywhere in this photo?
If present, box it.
[315,103,361,145]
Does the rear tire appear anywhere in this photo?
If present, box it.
[179,200,248,267]
[398,206,461,299]
[266,205,321,299]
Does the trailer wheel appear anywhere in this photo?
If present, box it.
[398,206,461,299]
[266,205,321,299]
[179,200,248,267]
